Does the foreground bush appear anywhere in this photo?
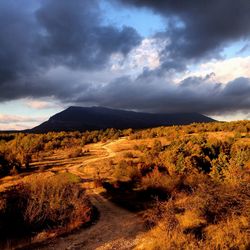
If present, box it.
[0,151,21,177]
[0,173,93,243]
[141,177,250,250]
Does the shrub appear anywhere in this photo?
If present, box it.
[123,152,134,158]
[0,173,92,242]
[141,178,250,250]
[205,216,249,249]
[140,169,182,200]
[67,147,84,158]
[113,160,141,183]
[24,173,87,229]
[0,151,21,177]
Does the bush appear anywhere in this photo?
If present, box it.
[0,151,21,177]
[24,173,87,229]
[0,173,93,243]
[123,152,134,158]
[67,147,84,158]
[141,178,250,250]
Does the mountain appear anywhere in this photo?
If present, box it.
[28,106,215,133]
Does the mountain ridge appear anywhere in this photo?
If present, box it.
[28,106,216,133]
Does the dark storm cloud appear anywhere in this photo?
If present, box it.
[73,75,250,115]
[0,0,141,101]
[0,68,92,102]
[118,0,250,70]
[36,0,141,69]
[0,0,250,117]
[0,1,39,83]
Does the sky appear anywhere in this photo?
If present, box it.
[0,0,250,130]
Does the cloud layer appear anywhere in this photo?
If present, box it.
[0,0,141,101]
[0,0,249,117]
[118,0,250,67]
[0,114,45,130]
[72,74,250,115]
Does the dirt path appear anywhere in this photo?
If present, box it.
[34,138,145,250]
[68,138,126,181]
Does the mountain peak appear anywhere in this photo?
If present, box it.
[29,106,215,133]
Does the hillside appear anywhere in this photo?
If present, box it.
[29,106,215,133]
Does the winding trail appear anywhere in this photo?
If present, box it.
[34,138,145,250]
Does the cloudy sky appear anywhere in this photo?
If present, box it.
[0,0,250,130]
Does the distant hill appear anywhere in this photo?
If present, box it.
[28,106,216,133]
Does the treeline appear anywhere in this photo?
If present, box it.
[1,120,249,178]
[130,120,250,140]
